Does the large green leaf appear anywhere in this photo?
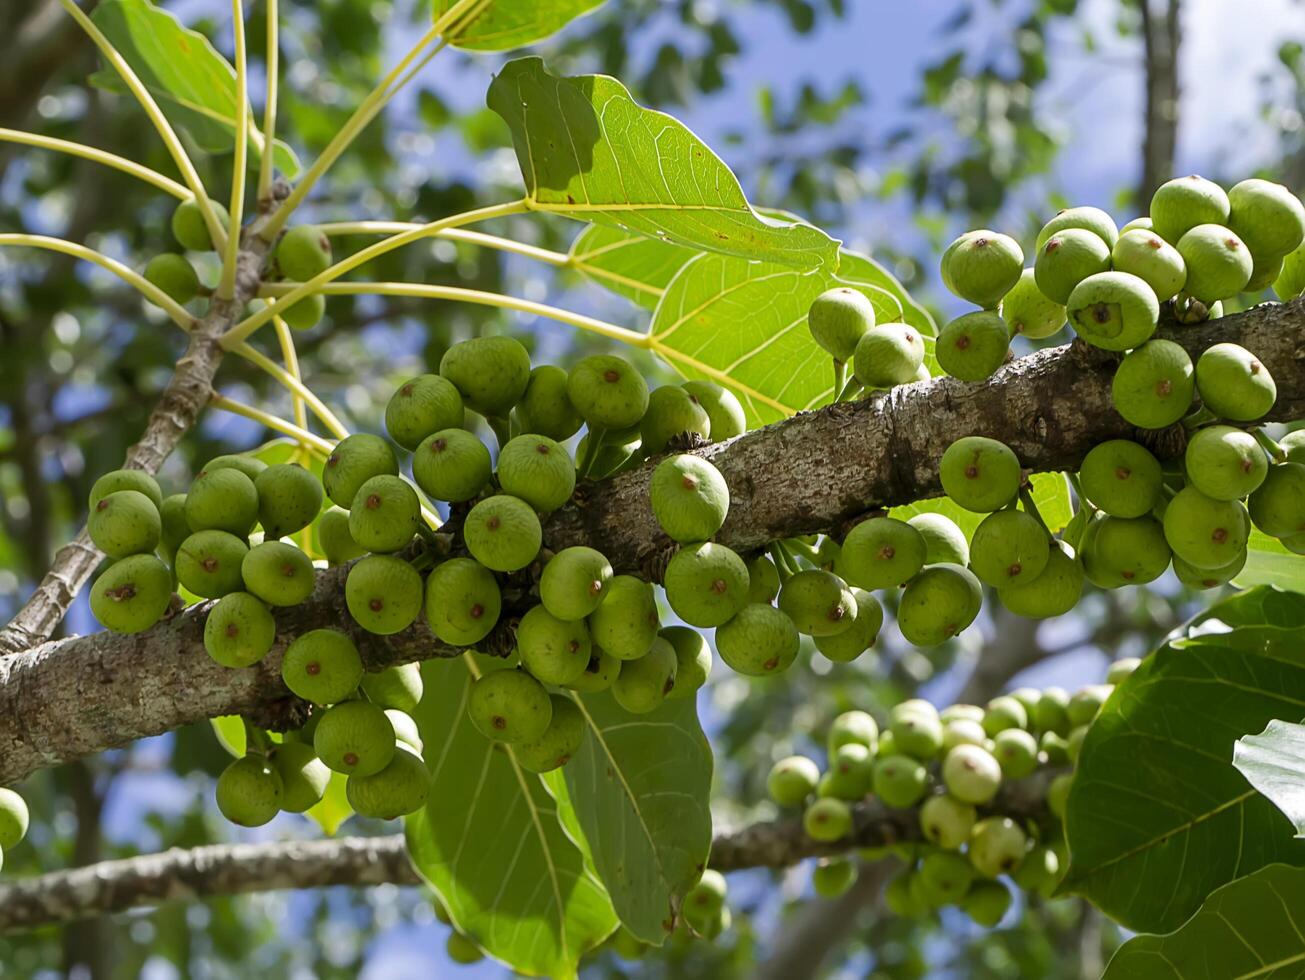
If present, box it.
[1103,864,1305,979]
[547,692,713,944]
[568,224,699,310]
[487,58,839,269]
[1236,529,1305,593]
[305,772,353,836]
[438,0,606,51]
[1235,720,1305,837]
[1062,604,1305,932]
[1191,585,1305,631]
[405,658,616,977]
[91,0,299,176]
[646,252,931,426]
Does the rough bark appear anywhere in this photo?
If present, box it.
[0,772,1057,933]
[1,300,1303,785]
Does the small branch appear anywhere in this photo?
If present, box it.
[208,392,335,454]
[0,773,1057,934]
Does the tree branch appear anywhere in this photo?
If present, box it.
[0,300,1302,784]
[0,774,1056,933]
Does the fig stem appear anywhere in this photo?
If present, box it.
[832,358,847,402]
[242,720,274,755]
[1252,427,1287,463]
[834,375,864,403]
[576,426,607,480]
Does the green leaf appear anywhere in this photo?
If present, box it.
[836,249,936,337]
[487,58,839,269]
[405,658,617,977]
[1062,600,1305,932]
[1235,720,1305,837]
[305,772,353,836]
[438,0,606,51]
[646,251,928,426]
[1102,864,1305,979]
[90,0,299,176]
[548,692,713,944]
[1235,529,1305,593]
[1192,585,1305,631]
[887,474,1072,540]
[209,716,245,757]
[568,224,699,310]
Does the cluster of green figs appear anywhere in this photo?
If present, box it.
[797,173,1305,642]
[761,662,1135,923]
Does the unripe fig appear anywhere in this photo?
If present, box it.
[464,495,541,572]
[282,628,363,704]
[588,574,659,660]
[1111,339,1195,429]
[814,589,883,663]
[90,468,164,510]
[1066,270,1159,351]
[664,541,749,628]
[566,650,621,693]
[1107,657,1141,685]
[778,568,857,636]
[907,512,969,565]
[942,743,1002,804]
[175,530,246,598]
[715,602,800,675]
[873,753,928,808]
[347,475,420,554]
[812,858,858,898]
[322,434,397,509]
[90,554,172,633]
[920,793,977,849]
[802,796,852,841]
[1282,429,1305,464]
[919,850,977,905]
[807,286,875,360]
[1037,206,1119,250]
[1082,514,1171,587]
[317,506,366,564]
[1034,228,1112,305]
[276,224,332,282]
[889,704,944,760]
[984,694,1029,735]
[746,553,781,603]
[425,557,501,646]
[567,354,649,430]
[1079,439,1163,518]
[204,591,275,668]
[387,709,423,752]
[969,815,1027,878]
[828,709,878,753]
[640,385,711,455]
[1275,241,1305,299]
[1150,175,1230,243]
[439,335,531,418]
[883,868,928,918]
[969,509,1050,588]
[361,662,423,712]
[1164,486,1250,569]
[1185,424,1268,500]
[242,541,314,606]
[345,554,423,634]
[941,703,985,724]
[962,880,1013,926]
[412,428,491,503]
[144,252,200,304]
[1067,684,1113,726]
[1000,268,1065,340]
[269,741,331,813]
[943,718,987,752]
[612,638,678,714]
[939,436,1021,513]
[171,197,230,251]
[518,605,591,685]
[936,310,1009,381]
[1110,229,1187,301]
[256,463,323,540]
[852,323,925,388]
[1248,462,1305,538]
[0,789,30,850]
[446,932,485,965]
[940,230,1024,308]
[280,292,326,331]
[313,700,396,776]
[659,625,711,698]
[768,755,820,806]
[346,743,430,819]
[991,728,1038,779]
[186,467,259,536]
[515,364,583,441]
[215,755,283,827]
[650,454,729,543]
[1173,550,1247,589]
[683,869,727,931]
[824,742,875,800]
[1249,253,1286,294]
[468,666,553,741]
[1048,772,1075,819]
[1121,216,1153,234]
[88,489,161,559]
[1176,224,1253,302]
[998,541,1083,618]
[497,434,575,512]
[540,546,612,621]
[384,374,465,451]
[1227,178,1305,259]
[681,380,746,441]
[1196,342,1277,421]
[204,454,267,481]
[1032,686,1071,736]
[839,516,926,590]
[516,695,586,773]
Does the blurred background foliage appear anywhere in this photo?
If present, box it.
[0,0,1303,977]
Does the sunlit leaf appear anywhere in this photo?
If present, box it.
[437,0,606,51]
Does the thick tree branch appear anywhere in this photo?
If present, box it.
[0,301,1302,784]
[0,774,1056,933]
